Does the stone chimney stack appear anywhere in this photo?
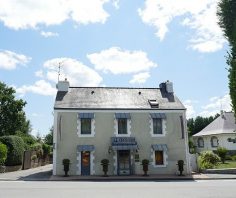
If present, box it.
[159,80,174,94]
[56,78,69,92]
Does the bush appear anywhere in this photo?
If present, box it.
[231,155,236,161]
[0,136,25,166]
[30,143,43,158]
[15,131,36,150]
[225,155,232,161]
[198,151,220,170]
[42,144,50,158]
[0,143,8,165]
[216,147,228,163]
[31,155,37,161]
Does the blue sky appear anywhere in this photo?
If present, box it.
[0,0,232,137]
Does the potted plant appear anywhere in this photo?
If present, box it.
[177,160,184,176]
[101,159,109,177]
[141,159,149,176]
[62,159,70,177]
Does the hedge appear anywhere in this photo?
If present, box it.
[0,136,25,166]
[0,142,7,165]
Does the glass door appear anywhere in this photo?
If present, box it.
[81,151,90,175]
[118,150,130,175]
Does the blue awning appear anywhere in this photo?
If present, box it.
[115,113,131,119]
[151,144,168,151]
[112,145,138,151]
[150,113,166,119]
[78,113,94,119]
[77,145,95,152]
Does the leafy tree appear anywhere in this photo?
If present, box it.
[187,114,219,136]
[44,127,53,146]
[217,0,236,117]
[0,142,7,165]
[0,82,31,136]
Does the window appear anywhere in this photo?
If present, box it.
[134,154,140,162]
[81,118,91,134]
[197,137,204,148]
[118,118,127,134]
[211,136,218,147]
[153,118,162,134]
[155,151,164,165]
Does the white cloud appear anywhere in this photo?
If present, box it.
[129,72,150,84]
[0,50,31,70]
[138,0,225,52]
[43,58,103,86]
[183,100,197,119]
[200,94,232,116]
[0,0,110,30]
[16,80,57,96]
[35,70,44,78]
[87,47,157,74]
[40,31,59,38]
[112,0,120,9]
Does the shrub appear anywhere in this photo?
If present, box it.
[231,155,236,161]
[0,143,8,165]
[30,143,43,158]
[42,144,50,158]
[16,131,36,150]
[31,155,37,161]
[0,136,25,166]
[225,155,232,161]
[216,147,228,163]
[198,151,220,170]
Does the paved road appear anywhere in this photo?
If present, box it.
[0,164,52,181]
[0,180,236,198]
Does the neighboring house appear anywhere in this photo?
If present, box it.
[53,79,190,176]
[193,112,236,153]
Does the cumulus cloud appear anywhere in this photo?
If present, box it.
[0,0,110,30]
[138,0,225,52]
[35,70,44,78]
[129,72,150,84]
[183,100,197,119]
[40,31,59,38]
[43,58,103,86]
[16,80,57,96]
[0,50,31,70]
[199,94,232,117]
[87,47,157,74]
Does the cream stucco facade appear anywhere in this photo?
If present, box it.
[53,110,190,176]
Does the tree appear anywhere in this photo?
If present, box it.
[44,127,53,146]
[217,0,236,117]
[0,82,31,136]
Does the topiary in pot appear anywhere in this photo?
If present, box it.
[177,160,184,176]
[62,159,70,177]
[101,159,109,177]
[141,159,149,176]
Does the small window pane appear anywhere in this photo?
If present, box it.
[81,118,91,134]
[153,118,162,134]
[118,118,127,134]
[155,151,164,165]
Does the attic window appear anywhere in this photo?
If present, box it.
[149,99,159,108]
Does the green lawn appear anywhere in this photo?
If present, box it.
[214,161,236,169]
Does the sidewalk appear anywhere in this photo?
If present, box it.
[49,172,236,181]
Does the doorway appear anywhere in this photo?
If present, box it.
[118,150,131,175]
[81,151,90,175]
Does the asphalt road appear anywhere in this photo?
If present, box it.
[0,180,236,198]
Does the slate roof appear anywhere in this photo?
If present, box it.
[54,87,185,110]
[193,112,236,136]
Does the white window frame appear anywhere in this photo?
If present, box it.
[77,114,95,137]
[197,137,204,148]
[151,148,168,168]
[114,115,131,137]
[149,115,166,137]
[211,136,219,148]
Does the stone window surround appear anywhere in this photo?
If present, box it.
[197,137,204,148]
[77,114,95,137]
[149,115,167,137]
[114,115,131,137]
[211,136,219,148]
[151,148,168,168]
[76,150,95,175]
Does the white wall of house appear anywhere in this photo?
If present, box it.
[194,134,236,153]
[54,111,190,176]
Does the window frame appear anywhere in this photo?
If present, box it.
[118,118,128,135]
[197,137,204,148]
[81,118,92,135]
[211,136,219,148]
[153,118,163,135]
[151,148,168,167]
[77,113,95,137]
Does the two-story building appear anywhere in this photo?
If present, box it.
[53,79,190,176]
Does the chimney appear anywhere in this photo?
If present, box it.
[159,80,174,94]
[220,110,225,119]
[56,78,69,92]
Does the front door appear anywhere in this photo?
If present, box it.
[81,151,90,175]
[118,150,131,175]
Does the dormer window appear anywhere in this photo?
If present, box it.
[149,100,159,108]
